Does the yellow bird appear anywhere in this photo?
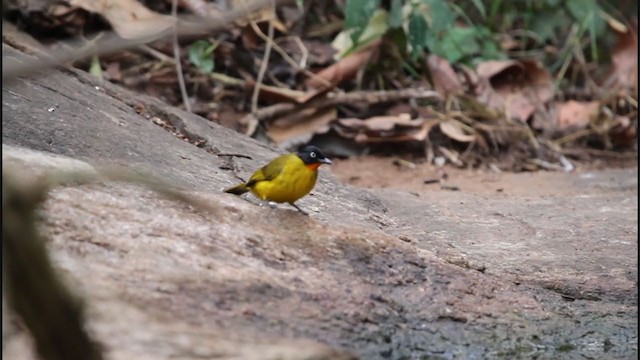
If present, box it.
[224,145,332,215]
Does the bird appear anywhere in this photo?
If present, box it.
[224,145,332,215]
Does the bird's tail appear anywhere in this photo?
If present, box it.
[224,183,249,195]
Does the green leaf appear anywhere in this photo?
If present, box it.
[421,0,455,33]
[388,0,403,28]
[189,40,215,73]
[89,55,102,78]
[345,0,381,42]
[439,27,480,63]
[566,0,597,20]
[358,9,388,44]
[469,0,486,19]
[530,9,569,42]
[408,11,428,60]
[333,9,388,59]
[480,38,502,60]
[566,0,606,36]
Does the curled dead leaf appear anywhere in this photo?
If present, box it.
[439,120,476,143]
[333,115,438,143]
[267,107,337,148]
[305,40,380,90]
[427,55,463,96]
[475,59,554,123]
[68,0,173,39]
[604,25,638,93]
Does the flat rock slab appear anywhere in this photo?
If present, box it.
[2,38,638,360]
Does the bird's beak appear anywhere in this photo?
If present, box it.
[321,158,332,165]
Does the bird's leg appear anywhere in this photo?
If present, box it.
[267,201,277,209]
[290,203,309,216]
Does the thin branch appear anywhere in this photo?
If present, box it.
[250,2,275,114]
[172,0,192,112]
[249,22,332,88]
[140,45,174,63]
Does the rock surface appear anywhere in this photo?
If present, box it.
[2,37,637,359]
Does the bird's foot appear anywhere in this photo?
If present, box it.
[290,203,309,216]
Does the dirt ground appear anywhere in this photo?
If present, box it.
[332,155,637,197]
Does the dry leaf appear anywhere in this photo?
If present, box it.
[439,120,476,142]
[333,115,438,143]
[68,0,173,39]
[604,26,638,93]
[231,0,287,32]
[427,54,463,96]
[267,107,337,147]
[610,115,637,147]
[305,40,380,90]
[556,100,600,130]
[475,59,554,123]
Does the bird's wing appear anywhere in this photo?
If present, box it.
[246,154,290,186]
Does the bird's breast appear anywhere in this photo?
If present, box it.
[252,160,318,204]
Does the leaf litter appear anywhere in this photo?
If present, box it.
[4,0,637,172]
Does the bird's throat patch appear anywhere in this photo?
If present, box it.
[306,163,322,171]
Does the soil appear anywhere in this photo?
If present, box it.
[332,155,637,197]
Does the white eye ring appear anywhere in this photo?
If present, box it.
[310,152,316,158]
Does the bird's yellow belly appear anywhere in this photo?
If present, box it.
[250,166,318,204]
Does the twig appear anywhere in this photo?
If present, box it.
[250,22,332,88]
[217,153,253,159]
[140,45,174,63]
[172,0,192,112]
[293,37,308,69]
[250,2,275,114]
[209,72,246,86]
[528,158,567,171]
[3,89,31,101]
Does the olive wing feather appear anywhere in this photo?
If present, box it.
[245,154,291,187]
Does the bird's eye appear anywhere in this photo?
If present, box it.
[310,152,316,158]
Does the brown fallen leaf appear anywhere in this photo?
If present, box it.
[609,115,637,147]
[230,0,288,32]
[267,107,337,148]
[556,100,600,130]
[439,120,476,143]
[604,24,638,94]
[333,115,439,143]
[427,54,464,96]
[68,0,173,39]
[305,40,381,90]
[475,59,554,123]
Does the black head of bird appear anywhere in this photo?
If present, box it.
[297,145,332,168]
